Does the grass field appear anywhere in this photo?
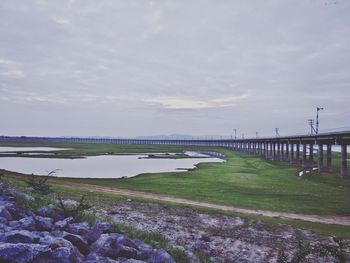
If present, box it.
[1,141,349,216]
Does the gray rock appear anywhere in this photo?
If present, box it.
[9,220,20,228]
[148,249,175,263]
[67,221,90,236]
[0,243,49,263]
[54,217,74,230]
[62,232,89,255]
[87,220,116,243]
[18,216,36,231]
[35,216,53,231]
[90,233,138,259]
[37,206,54,217]
[37,235,84,262]
[0,216,8,224]
[85,253,114,263]
[15,192,34,202]
[0,205,12,221]
[51,246,84,263]
[4,230,39,244]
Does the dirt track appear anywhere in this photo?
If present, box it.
[69,182,350,226]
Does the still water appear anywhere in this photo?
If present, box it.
[0,148,224,178]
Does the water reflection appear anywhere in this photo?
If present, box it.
[0,152,224,179]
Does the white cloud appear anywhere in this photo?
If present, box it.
[0,0,349,136]
[0,70,24,78]
[144,94,250,109]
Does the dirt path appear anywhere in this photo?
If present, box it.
[68,182,350,226]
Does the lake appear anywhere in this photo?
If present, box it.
[0,147,224,179]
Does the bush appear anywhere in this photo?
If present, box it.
[57,193,93,219]
[25,169,59,195]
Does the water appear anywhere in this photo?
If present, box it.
[0,147,71,152]
[0,151,224,179]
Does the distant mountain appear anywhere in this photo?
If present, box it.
[134,134,232,140]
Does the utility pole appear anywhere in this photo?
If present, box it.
[308,119,315,135]
[316,107,324,134]
[234,129,237,139]
[275,128,280,137]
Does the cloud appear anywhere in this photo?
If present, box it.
[143,94,250,110]
[0,0,349,136]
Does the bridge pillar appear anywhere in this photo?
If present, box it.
[340,144,349,179]
[318,144,324,172]
[290,143,294,164]
[285,143,289,162]
[281,143,285,160]
[295,143,300,165]
[302,143,308,169]
[276,143,281,160]
[309,143,314,166]
[326,144,332,172]
[272,143,276,160]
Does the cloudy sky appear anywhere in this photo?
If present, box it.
[0,0,349,138]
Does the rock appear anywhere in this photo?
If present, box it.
[116,244,138,258]
[7,205,26,220]
[18,216,36,231]
[15,192,34,202]
[87,220,116,243]
[9,220,20,228]
[148,249,176,263]
[200,234,211,242]
[67,221,90,236]
[54,217,74,230]
[184,251,201,263]
[38,235,85,262]
[37,206,54,217]
[85,253,112,263]
[51,246,84,263]
[35,216,53,231]
[62,199,79,207]
[90,233,138,259]
[136,249,153,261]
[0,206,12,221]
[62,232,89,255]
[4,230,39,244]
[0,216,8,224]
[0,243,49,263]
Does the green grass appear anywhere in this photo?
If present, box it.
[57,148,350,216]
[1,141,350,216]
[4,177,350,240]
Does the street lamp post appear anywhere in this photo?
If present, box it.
[316,107,324,134]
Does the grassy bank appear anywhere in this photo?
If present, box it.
[1,141,350,216]
[3,177,350,240]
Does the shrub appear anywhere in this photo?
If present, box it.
[25,169,59,195]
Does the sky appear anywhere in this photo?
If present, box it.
[0,0,350,138]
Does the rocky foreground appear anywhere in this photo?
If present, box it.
[98,200,350,263]
[1,182,349,263]
[0,183,176,263]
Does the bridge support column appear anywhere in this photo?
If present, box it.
[281,143,285,160]
[326,144,332,172]
[295,143,300,165]
[290,143,294,164]
[285,143,289,162]
[277,143,281,160]
[341,144,349,179]
[302,143,308,169]
[309,143,314,167]
[318,144,324,172]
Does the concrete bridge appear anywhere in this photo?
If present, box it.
[1,130,350,179]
